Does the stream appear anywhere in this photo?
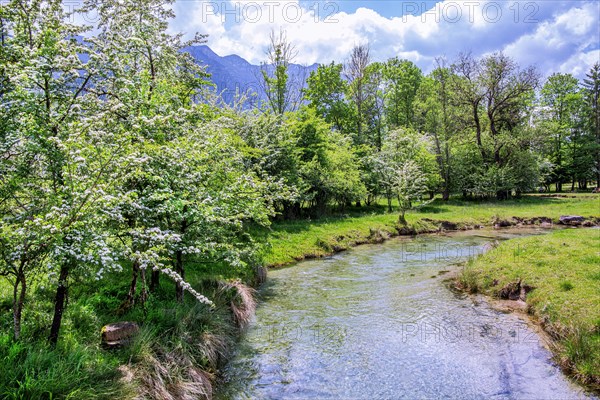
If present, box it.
[218,228,595,399]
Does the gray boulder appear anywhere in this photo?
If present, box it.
[558,215,585,226]
[101,321,139,348]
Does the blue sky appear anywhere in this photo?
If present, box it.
[298,0,441,18]
[170,0,600,77]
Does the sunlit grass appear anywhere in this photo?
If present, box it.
[0,194,598,397]
[261,194,600,266]
[465,228,600,388]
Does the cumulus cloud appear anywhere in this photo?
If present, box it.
[170,0,600,77]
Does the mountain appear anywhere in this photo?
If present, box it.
[185,45,319,107]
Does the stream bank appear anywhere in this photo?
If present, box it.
[218,229,596,399]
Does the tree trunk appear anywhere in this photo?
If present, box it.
[443,140,451,201]
[473,102,485,160]
[149,269,160,292]
[432,130,446,200]
[398,210,407,225]
[496,190,510,201]
[442,186,450,201]
[175,250,184,302]
[125,259,140,308]
[49,264,70,346]
[282,201,298,220]
[12,271,26,340]
[174,210,188,302]
[139,267,148,306]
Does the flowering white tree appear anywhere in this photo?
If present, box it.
[0,0,127,343]
[82,0,216,308]
[391,160,429,225]
[374,128,438,216]
[0,0,294,348]
[152,120,282,302]
[85,0,284,307]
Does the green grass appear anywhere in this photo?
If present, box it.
[0,194,598,398]
[0,263,247,399]
[462,228,600,388]
[261,195,600,266]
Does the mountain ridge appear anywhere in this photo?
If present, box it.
[185,45,319,106]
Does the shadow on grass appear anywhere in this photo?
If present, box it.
[265,196,572,230]
[252,196,546,237]
[445,195,566,206]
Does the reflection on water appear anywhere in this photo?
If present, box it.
[218,229,595,400]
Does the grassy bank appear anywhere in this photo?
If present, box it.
[458,228,600,390]
[0,263,256,399]
[261,195,600,266]
[1,194,598,398]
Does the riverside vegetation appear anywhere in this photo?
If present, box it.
[459,227,600,390]
[1,0,600,399]
[2,194,598,398]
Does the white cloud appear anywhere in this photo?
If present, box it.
[502,2,599,77]
[170,0,600,77]
[558,50,600,78]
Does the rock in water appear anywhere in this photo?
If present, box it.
[101,321,139,348]
[558,215,584,226]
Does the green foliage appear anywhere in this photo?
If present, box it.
[582,63,600,188]
[383,57,423,128]
[373,128,439,213]
[286,107,366,214]
[538,72,594,191]
[304,62,351,132]
[449,52,542,199]
[260,29,300,115]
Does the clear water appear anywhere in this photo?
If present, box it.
[218,229,595,399]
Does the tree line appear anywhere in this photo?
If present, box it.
[0,0,599,347]
[261,33,600,208]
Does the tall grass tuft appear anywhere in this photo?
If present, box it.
[0,333,128,399]
[457,260,480,293]
[126,300,239,400]
[553,324,600,389]
[220,280,257,329]
[134,351,214,400]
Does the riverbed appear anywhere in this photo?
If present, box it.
[218,229,595,399]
